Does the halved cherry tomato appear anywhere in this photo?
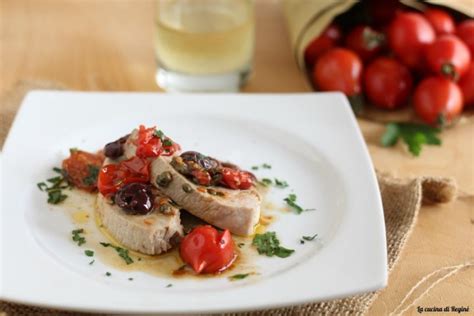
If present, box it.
[345,25,385,62]
[388,12,435,69]
[62,150,104,192]
[425,35,471,80]
[456,20,474,57]
[304,24,342,69]
[459,63,474,107]
[414,77,463,125]
[313,48,363,96]
[180,226,236,274]
[136,125,163,158]
[424,8,455,35]
[97,157,150,197]
[191,169,212,186]
[221,167,253,190]
[364,57,413,110]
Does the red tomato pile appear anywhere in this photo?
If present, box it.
[305,8,474,126]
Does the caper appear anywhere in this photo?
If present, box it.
[207,188,217,195]
[156,171,173,188]
[182,183,193,193]
[159,204,173,214]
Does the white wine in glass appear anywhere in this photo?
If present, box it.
[154,0,255,92]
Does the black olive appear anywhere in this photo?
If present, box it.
[115,183,153,215]
[180,151,220,171]
[104,134,129,159]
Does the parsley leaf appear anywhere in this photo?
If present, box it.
[166,283,173,288]
[72,229,86,246]
[83,165,99,186]
[84,250,94,257]
[284,194,304,214]
[38,167,71,204]
[154,130,165,141]
[163,139,173,147]
[100,242,134,264]
[105,272,111,276]
[229,273,250,281]
[381,122,441,156]
[252,232,294,258]
[251,166,259,170]
[89,260,95,265]
[300,234,318,244]
[258,178,273,187]
[262,163,272,169]
[274,178,289,188]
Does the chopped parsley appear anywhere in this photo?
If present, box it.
[274,178,289,188]
[37,167,71,204]
[229,273,250,281]
[72,229,86,246]
[154,130,165,141]
[166,283,173,288]
[252,232,294,258]
[128,277,134,281]
[300,234,318,244]
[84,250,94,257]
[105,272,111,277]
[284,194,315,214]
[237,242,245,248]
[100,242,134,265]
[258,178,273,187]
[89,260,95,265]
[251,163,272,170]
[163,139,173,147]
[82,165,99,186]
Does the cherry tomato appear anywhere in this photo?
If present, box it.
[424,8,455,35]
[304,24,342,68]
[191,169,211,186]
[388,12,435,69]
[180,226,236,274]
[414,77,463,125]
[425,35,471,80]
[459,63,474,107]
[62,150,104,192]
[364,57,413,110]
[97,157,150,196]
[221,167,253,190]
[456,20,474,57]
[313,48,363,96]
[345,25,385,62]
[136,125,163,158]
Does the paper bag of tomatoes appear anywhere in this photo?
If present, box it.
[283,0,473,155]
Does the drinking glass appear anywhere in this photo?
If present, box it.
[154,0,255,92]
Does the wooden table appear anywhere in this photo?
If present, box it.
[1,1,473,315]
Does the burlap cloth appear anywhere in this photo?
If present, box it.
[0,82,461,316]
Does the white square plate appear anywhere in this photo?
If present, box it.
[0,91,387,314]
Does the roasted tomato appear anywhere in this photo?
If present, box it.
[304,24,342,68]
[456,20,474,57]
[97,156,150,197]
[425,35,471,80]
[364,57,413,109]
[221,167,254,190]
[344,25,385,62]
[180,226,236,274]
[313,48,363,96]
[414,77,463,125]
[62,150,104,192]
[459,63,474,107]
[135,125,180,158]
[388,12,435,69]
[424,8,455,35]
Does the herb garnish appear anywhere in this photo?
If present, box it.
[300,234,318,244]
[84,250,94,257]
[72,229,86,246]
[83,165,99,186]
[163,139,173,147]
[284,194,304,214]
[166,283,173,288]
[100,242,134,264]
[238,242,245,248]
[251,163,272,170]
[274,178,289,188]
[105,272,111,276]
[229,273,250,281]
[154,130,165,141]
[258,178,272,187]
[89,260,95,265]
[381,122,441,156]
[252,232,294,258]
[128,278,134,281]
[37,167,71,204]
